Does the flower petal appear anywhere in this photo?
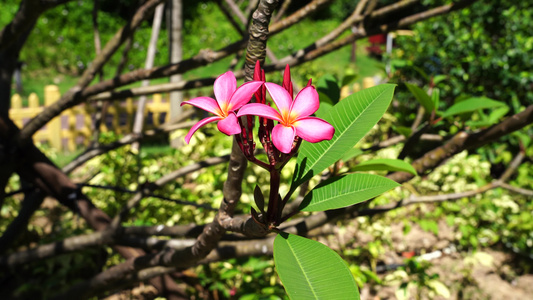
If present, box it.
[227,81,264,111]
[293,117,335,143]
[265,82,293,114]
[214,71,237,109]
[236,103,283,122]
[290,86,320,118]
[217,113,241,136]
[181,97,222,116]
[184,116,222,144]
[272,124,296,154]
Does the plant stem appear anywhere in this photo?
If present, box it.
[266,169,281,224]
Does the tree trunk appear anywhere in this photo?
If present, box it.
[132,3,165,152]
[168,0,184,148]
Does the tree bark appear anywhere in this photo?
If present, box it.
[168,0,185,148]
[132,2,165,152]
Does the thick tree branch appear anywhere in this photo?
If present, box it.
[0,116,186,298]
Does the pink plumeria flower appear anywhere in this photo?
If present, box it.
[181,71,263,143]
[237,82,335,154]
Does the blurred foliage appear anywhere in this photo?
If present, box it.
[197,257,287,299]
[393,0,533,110]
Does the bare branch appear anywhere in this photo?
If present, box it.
[62,110,194,174]
[388,104,533,183]
[280,105,533,236]
[19,0,165,143]
[83,0,443,102]
[0,116,186,298]
[0,230,114,268]
[268,0,476,70]
[269,0,332,35]
[498,182,533,197]
[0,190,45,254]
[243,0,280,80]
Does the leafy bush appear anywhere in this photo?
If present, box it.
[393,0,533,110]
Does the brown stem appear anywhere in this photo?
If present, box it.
[266,169,281,224]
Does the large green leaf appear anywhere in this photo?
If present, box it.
[351,158,417,175]
[405,82,434,112]
[341,147,363,162]
[274,233,360,299]
[441,97,507,118]
[291,84,396,191]
[299,173,400,212]
[314,102,333,119]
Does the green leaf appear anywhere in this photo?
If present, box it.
[351,159,417,175]
[316,74,340,105]
[291,84,396,191]
[361,269,382,284]
[405,82,434,112]
[314,102,333,119]
[465,119,496,129]
[432,75,447,86]
[341,147,363,162]
[488,106,509,122]
[394,126,412,137]
[274,233,360,299]
[431,88,440,111]
[254,185,265,213]
[299,173,400,211]
[341,71,358,87]
[441,97,507,118]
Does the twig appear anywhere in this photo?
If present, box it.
[111,154,231,226]
[269,0,333,35]
[62,110,194,174]
[78,183,217,211]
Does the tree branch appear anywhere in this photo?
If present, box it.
[280,105,533,236]
[18,0,165,144]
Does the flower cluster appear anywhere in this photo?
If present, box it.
[182,62,335,168]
